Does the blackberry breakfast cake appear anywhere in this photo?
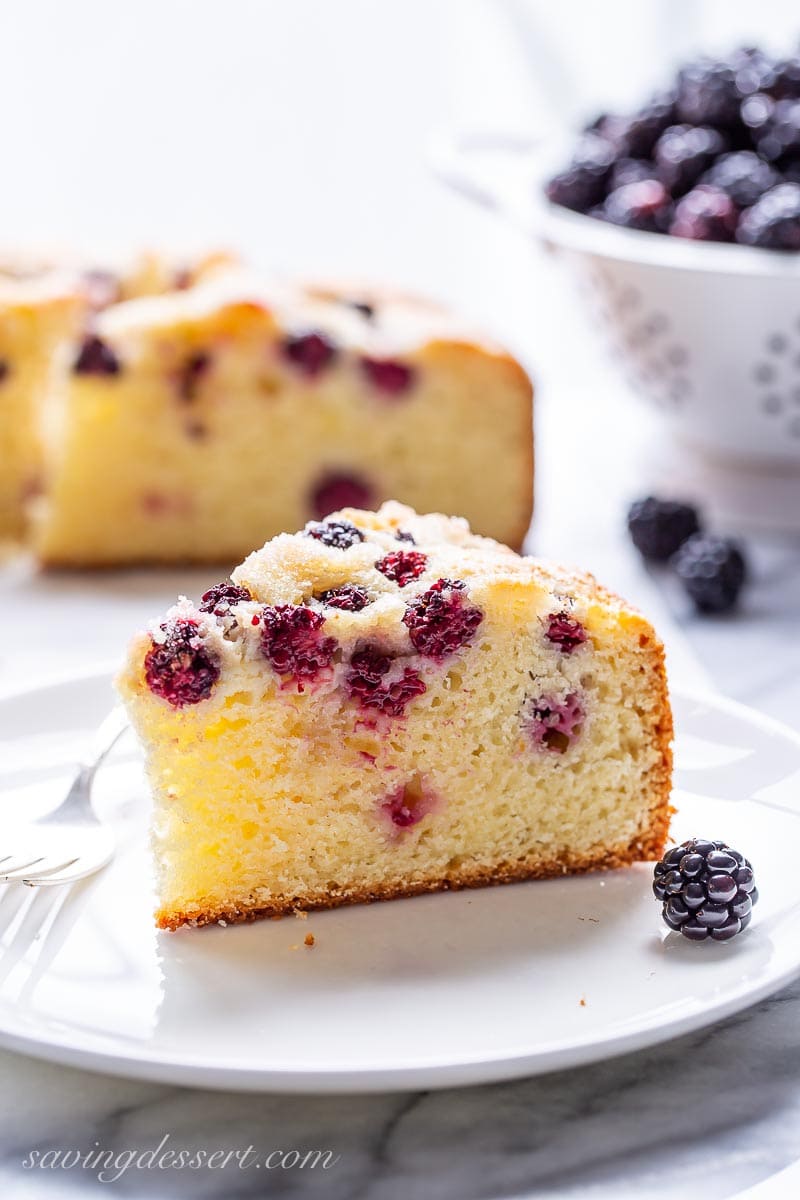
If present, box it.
[34,276,533,564]
[0,250,234,544]
[117,501,673,930]
[0,270,83,541]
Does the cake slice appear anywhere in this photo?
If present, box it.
[117,501,673,930]
[34,276,533,564]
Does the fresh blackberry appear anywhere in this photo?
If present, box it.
[742,95,800,160]
[608,158,659,191]
[771,56,800,99]
[672,534,747,613]
[654,838,758,941]
[602,180,672,232]
[670,185,738,241]
[736,182,800,249]
[627,496,701,562]
[731,46,780,99]
[654,124,728,195]
[596,92,677,159]
[675,58,743,130]
[700,150,781,208]
[545,132,616,213]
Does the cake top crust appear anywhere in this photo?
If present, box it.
[91,272,513,361]
[229,501,630,622]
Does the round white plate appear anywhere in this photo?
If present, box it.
[0,671,799,1094]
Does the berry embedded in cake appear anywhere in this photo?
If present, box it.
[33,277,534,564]
[117,501,673,931]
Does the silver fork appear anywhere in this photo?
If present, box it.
[1,707,127,888]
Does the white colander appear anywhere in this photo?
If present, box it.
[433,131,800,471]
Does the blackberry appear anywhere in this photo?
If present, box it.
[282,330,338,377]
[258,604,337,685]
[627,496,701,562]
[317,584,371,612]
[306,518,365,550]
[730,46,780,99]
[360,357,416,397]
[672,534,747,613]
[346,645,426,718]
[402,578,483,660]
[545,132,616,213]
[178,351,211,402]
[310,472,374,521]
[700,150,780,208]
[596,92,677,159]
[669,185,738,241]
[654,838,758,941]
[73,334,121,376]
[375,549,427,587]
[654,124,728,195]
[525,692,585,754]
[199,581,252,615]
[742,95,800,160]
[771,56,800,100]
[144,619,220,708]
[544,611,587,653]
[602,180,672,232]
[608,158,659,192]
[736,183,800,249]
[675,58,743,130]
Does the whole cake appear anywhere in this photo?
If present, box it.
[34,276,533,564]
[117,501,673,930]
[0,250,235,544]
[0,272,83,541]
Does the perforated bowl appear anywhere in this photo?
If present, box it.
[433,131,800,470]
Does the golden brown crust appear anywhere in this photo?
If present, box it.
[157,809,672,931]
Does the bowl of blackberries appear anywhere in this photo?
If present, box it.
[438,46,800,469]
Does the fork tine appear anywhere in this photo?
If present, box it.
[1,857,47,879]
[24,857,109,888]
[16,858,80,882]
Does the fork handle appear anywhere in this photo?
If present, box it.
[79,706,129,780]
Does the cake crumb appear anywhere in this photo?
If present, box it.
[304,933,315,947]
[579,996,587,1007]
[294,910,308,920]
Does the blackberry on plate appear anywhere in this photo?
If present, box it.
[669,184,738,241]
[602,179,672,232]
[654,838,758,941]
[672,534,747,613]
[654,124,728,195]
[736,182,800,248]
[545,132,616,213]
[700,150,781,208]
[627,496,701,562]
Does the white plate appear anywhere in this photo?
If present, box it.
[0,671,799,1094]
